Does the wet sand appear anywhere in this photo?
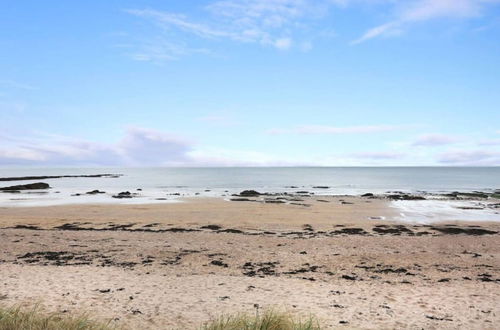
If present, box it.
[1,196,499,329]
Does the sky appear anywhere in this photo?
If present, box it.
[1,0,500,167]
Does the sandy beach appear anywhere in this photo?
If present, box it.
[1,196,499,329]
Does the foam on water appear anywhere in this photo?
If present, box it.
[391,200,500,224]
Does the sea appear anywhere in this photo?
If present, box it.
[1,167,499,223]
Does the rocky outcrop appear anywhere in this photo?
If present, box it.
[0,174,121,181]
[112,191,133,199]
[238,190,261,197]
[0,182,50,191]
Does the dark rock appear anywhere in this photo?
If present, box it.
[341,275,357,280]
[264,199,285,204]
[200,225,222,230]
[331,228,368,235]
[0,182,50,191]
[11,225,41,230]
[373,225,413,235]
[0,174,121,182]
[218,228,244,234]
[86,190,105,195]
[361,193,374,197]
[386,194,425,200]
[431,227,497,235]
[312,186,329,189]
[239,190,261,197]
[375,267,408,274]
[426,315,452,321]
[210,260,228,267]
[112,191,133,199]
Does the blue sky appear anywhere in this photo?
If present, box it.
[1,0,500,166]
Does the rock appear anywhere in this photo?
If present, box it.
[0,174,121,182]
[312,186,329,189]
[210,260,228,267]
[239,190,261,197]
[331,228,368,235]
[386,194,425,200]
[200,225,222,230]
[264,199,285,204]
[361,193,374,197]
[341,275,357,280]
[431,227,497,235]
[112,191,133,199]
[86,190,105,195]
[0,182,50,191]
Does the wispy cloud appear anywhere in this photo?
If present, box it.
[267,124,402,135]
[438,149,500,165]
[0,127,193,166]
[412,133,460,146]
[478,138,500,146]
[0,127,294,167]
[0,80,37,90]
[126,38,211,63]
[352,0,500,44]
[125,0,335,60]
[350,151,406,160]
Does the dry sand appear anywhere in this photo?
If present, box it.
[0,196,499,329]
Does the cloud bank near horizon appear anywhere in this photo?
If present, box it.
[1,126,499,167]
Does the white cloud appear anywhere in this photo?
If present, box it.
[127,38,211,63]
[125,0,334,58]
[478,138,500,146]
[188,147,309,166]
[352,0,500,44]
[438,149,500,165]
[267,124,401,135]
[351,22,400,45]
[0,127,296,167]
[412,133,460,146]
[0,127,192,166]
[274,37,293,50]
[350,151,406,159]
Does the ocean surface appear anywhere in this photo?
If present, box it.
[1,167,499,222]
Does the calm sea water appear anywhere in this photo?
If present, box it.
[0,167,499,208]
